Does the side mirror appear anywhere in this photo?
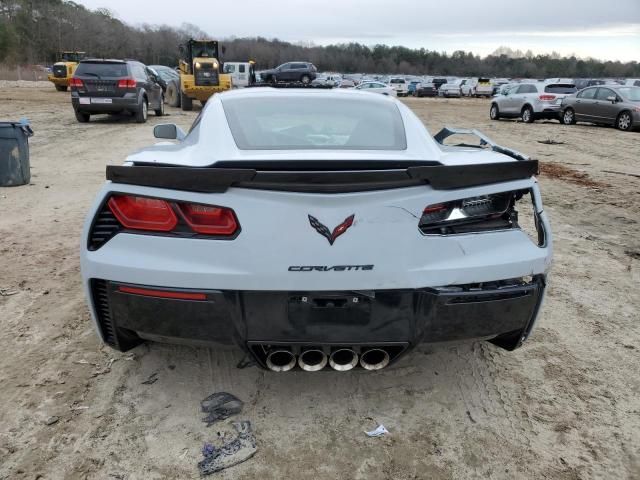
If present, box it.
[606,95,617,103]
[154,123,186,141]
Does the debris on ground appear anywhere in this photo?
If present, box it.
[365,424,389,437]
[0,287,18,296]
[141,372,158,385]
[198,421,257,476]
[201,392,244,426]
[44,416,59,426]
[236,355,256,369]
[537,139,565,145]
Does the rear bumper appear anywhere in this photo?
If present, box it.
[72,95,139,113]
[535,105,562,118]
[89,275,546,361]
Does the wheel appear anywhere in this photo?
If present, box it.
[489,103,500,120]
[616,111,633,131]
[269,75,277,85]
[135,99,148,123]
[154,95,164,116]
[55,84,67,92]
[180,91,193,111]
[300,74,310,84]
[562,108,576,125]
[167,82,180,107]
[74,110,90,123]
[521,106,534,123]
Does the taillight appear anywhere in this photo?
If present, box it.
[539,94,556,101]
[108,195,177,231]
[69,77,83,88]
[419,192,515,235]
[117,78,137,89]
[104,194,239,237]
[176,203,238,235]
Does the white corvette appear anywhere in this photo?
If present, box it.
[81,88,552,372]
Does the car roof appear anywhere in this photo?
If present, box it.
[81,58,128,63]
[126,87,524,168]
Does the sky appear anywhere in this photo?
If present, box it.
[75,0,640,62]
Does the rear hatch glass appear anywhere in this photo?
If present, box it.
[222,96,407,150]
[76,62,127,77]
[544,84,577,94]
[75,62,128,96]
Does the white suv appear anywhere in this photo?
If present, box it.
[388,78,409,97]
[490,82,577,123]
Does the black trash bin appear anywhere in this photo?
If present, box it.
[0,120,34,187]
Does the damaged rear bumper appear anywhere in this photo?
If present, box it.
[89,275,546,368]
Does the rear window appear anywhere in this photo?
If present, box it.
[75,62,127,77]
[390,79,405,84]
[222,96,407,150]
[618,87,640,101]
[545,84,576,94]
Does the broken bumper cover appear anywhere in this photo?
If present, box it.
[89,275,546,364]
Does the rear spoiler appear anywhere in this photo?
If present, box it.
[434,127,529,162]
[106,159,538,194]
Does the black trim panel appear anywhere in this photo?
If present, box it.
[106,160,538,194]
[91,276,546,358]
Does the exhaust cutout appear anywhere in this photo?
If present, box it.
[360,348,390,371]
[298,348,328,372]
[329,348,358,371]
[266,349,296,372]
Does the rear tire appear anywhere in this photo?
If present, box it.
[135,99,148,123]
[300,74,311,84]
[154,95,164,116]
[489,103,500,120]
[167,82,180,107]
[616,111,632,131]
[74,110,90,123]
[180,91,193,111]
[562,108,576,125]
[55,84,67,92]
[521,106,534,123]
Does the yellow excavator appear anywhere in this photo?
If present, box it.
[168,39,232,110]
[48,51,86,91]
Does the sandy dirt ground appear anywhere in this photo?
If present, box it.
[0,82,638,480]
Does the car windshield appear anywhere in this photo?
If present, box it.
[222,96,407,150]
[618,87,640,101]
[75,62,127,77]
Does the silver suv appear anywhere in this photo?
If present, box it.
[490,82,576,123]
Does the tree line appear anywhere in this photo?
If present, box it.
[1,0,638,78]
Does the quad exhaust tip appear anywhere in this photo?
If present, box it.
[329,348,359,371]
[256,344,400,371]
[266,349,296,372]
[298,348,328,372]
[359,348,390,371]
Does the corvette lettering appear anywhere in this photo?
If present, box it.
[288,265,374,272]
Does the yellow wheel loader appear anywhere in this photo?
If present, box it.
[48,51,86,91]
[170,39,232,110]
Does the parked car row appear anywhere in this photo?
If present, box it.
[490,82,639,131]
